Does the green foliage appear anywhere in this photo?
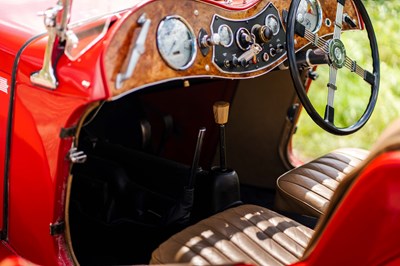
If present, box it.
[292,0,400,161]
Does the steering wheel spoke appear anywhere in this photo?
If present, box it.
[333,0,345,40]
[345,56,376,85]
[327,66,338,104]
[303,28,328,52]
[325,65,338,124]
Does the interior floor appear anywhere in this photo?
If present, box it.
[68,76,314,265]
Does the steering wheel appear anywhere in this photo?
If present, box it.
[286,0,380,135]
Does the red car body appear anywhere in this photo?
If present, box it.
[0,0,398,265]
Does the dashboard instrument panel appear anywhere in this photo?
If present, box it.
[210,3,286,74]
[103,0,361,98]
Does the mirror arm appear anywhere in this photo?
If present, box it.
[30,0,72,89]
[56,0,72,42]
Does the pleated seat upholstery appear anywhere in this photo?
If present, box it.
[151,204,313,265]
[274,148,369,217]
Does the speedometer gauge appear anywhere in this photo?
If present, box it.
[157,16,196,70]
[296,0,322,33]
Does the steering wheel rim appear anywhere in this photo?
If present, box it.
[286,0,380,135]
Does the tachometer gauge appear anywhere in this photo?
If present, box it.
[265,14,280,36]
[218,24,233,47]
[157,16,196,70]
[296,0,322,33]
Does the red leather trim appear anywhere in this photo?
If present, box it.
[293,151,400,265]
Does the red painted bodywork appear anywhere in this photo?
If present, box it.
[292,151,400,266]
[0,1,120,264]
[0,0,398,265]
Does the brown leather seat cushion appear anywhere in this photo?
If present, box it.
[151,204,313,265]
[275,148,369,217]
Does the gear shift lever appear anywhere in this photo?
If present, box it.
[213,101,229,171]
[210,101,241,213]
[192,101,241,220]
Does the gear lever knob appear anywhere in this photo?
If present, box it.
[213,101,230,125]
[213,101,230,171]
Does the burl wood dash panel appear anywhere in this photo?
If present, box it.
[103,0,360,98]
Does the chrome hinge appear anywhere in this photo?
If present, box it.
[67,145,87,163]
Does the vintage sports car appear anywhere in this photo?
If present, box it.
[0,0,398,265]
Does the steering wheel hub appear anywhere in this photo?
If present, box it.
[328,39,346,69]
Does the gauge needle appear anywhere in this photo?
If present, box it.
[168,40,177,55]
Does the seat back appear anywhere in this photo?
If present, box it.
[302,119,400,265]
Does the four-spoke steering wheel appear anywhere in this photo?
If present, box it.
[286,0,380,135]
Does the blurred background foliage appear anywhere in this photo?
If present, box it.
[292,0,400,161]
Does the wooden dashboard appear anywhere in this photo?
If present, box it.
[103,0,360,98]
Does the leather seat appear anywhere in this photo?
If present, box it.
[151,204,313,265]
[274,148,369,217]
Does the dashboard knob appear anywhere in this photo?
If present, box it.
[253,25,272,43]
[207,33,221,46]
[201,33,221,48]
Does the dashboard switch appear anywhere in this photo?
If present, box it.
[276,43,284,53]
[224,59,231,68]
[270,47,276,57]
[262,52,270,62]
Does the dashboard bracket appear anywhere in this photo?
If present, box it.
[116,13,151,89]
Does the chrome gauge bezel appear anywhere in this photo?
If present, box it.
[297,0,323,33]
[313,0,323,33]
[156,15,197,70]
[217,24,234,47]
[265,14,280,36]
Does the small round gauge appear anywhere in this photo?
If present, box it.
[265,14,280,36]
[218,24,233,47]
[296,0,322,33]
[157,16,197,70]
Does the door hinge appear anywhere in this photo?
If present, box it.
[50,221,65,236]
[67,146,87,164]
[59,126,76,139]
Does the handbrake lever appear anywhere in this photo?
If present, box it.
[188,127,206,189]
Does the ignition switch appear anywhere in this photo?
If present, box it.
[236,28,253,50]
[233,43,262,67]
